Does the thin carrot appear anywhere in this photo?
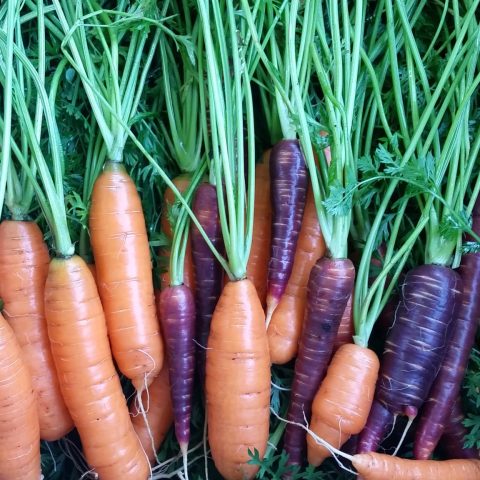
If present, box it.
[0,312,41,480]
[352,453,480,480]
[307,343,379,466]
[0,220,73,441]
[130,357,173,464]
[45,255,150,479]
[89,161,163,391]
[246,151,271,308]
[267,185,325,364]
[160,174,195,291]
[206,279,271,480]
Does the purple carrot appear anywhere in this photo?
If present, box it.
[283,257,355,470]
[438,398,479,459]
[190,183,223,387]
[158,284,196,454]
[357,399,394,454]
[266,139,308,322]
[360,264,463,453]
[414,254,480,459]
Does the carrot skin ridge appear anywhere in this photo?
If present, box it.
[267,139,308,305]
[89,161,163,390]
[206,279,271,480]
[307,344,379,466]
[0,312,41,480]
[283,257,355,468]
[267,185,325,364]
[0,220,73,441]
[190,183,223,387]
[438,398,479,459]
[352,453,480,480]
[45,255,149,479]
[130,358,174,464]
[158,284,196,449]
[414,254,480,459]
[246,152,271,307]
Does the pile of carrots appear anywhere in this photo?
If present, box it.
[1,1,480,479]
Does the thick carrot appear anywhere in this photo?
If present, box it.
[0,220,73,441]
[267,186,325,364]
[190,183,223,386]
[283,257,355,468]
[352,453,480,480]
[45,255,149,479]
[206,279,271,480]
[266,140,308,321]
[158,284,196,454]
[307,343,379,466]
[160,174,195,291]
[414,253,480,459]
[130,359,174,464]
[89,161,163,391]
[246,152,271,307]
[0,312,41,480]
[333,293,354,352]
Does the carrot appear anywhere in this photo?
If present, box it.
[352,453,480,480]
[307,343,379,466]
[89,160,163,391]
[333,293,354,352]
[283,257,355,468]
[0,312,41,479]
[246,152,271,308]
[206,279,271,480]
[0,220,73,441]
[158,284,196,455]
[87,262,97,282]
[267,185,325,364]
[266,140,308,323]
[130,358,174,464]
[190,183,223,386]
[160,174,195,291]
[45,255,150,478]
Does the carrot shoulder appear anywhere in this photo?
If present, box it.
[353,453,480,480]
[45,255,149,479]
[206,279,271,480]
[0,220,73,440]
[89,161,163,391]
[0,312,41,480]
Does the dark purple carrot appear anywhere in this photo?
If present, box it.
[190,183,223,387]
[414,254,480,459]
[360,264,462,453]
[158,284,196,455]
[438,398,479,459]
[266,139,308,324]
[283,257,355,469]
[357,400,394,454]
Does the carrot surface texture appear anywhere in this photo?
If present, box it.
[198,2,271,478]
[0,220,73,440]
[267,185,325,364]
[352,453,480,480]
[0,312,41,480]
[89,161,163,391]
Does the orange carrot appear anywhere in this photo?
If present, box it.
[87,263,97,282]
[352,453,480,480]
[333,292,354,352]
[160,174,195,291]
[89,161,163,391]
[45,255,150,479]
[0,220,73,441]
[206,279,271,480]
[246,152,271,307]
[307,343,379,466]
[130,359,173,464]
[267,186,325,364]
[0,311,41,480]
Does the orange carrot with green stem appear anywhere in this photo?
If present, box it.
[198,2,271,478]
[9,44,150,478]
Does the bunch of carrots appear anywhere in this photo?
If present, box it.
[1,1,480,479]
